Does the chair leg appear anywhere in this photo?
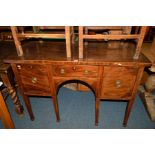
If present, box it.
[10,26,23,56]
[65,26,71,58]
[84,27,88,46]
[79,26,84,59]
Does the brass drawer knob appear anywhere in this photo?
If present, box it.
[17,65,21,70]
[84,70,89,75]
[60,68,65,74]
[72,66,76,70]
[115,80,122,88]
[32,77,37,84]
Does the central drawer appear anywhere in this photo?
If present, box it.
[52,65,99,77]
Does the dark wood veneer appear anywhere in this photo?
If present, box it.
[3,40,151,126]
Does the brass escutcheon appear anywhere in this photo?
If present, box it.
[32,77,37,84]
[115,80,122,88]
[84,70,89,75]
[60,68,65,74]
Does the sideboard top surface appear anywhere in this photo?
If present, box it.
[0,40,151,66]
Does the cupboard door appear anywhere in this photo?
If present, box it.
[101,66,138,99]
[16,64,51,96]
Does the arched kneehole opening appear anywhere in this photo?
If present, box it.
[55,80,96,127]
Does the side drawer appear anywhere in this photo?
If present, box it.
[101,66,138,99]
[52,65,99,77]
[16,64,51,95]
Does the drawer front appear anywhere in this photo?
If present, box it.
[16,64,51,95]
[101,66,138,99]
[52,65,99,77]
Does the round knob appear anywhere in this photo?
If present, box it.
[17,65,21,70]
[115,80,122,88]
[32,77,37,84]
[72,66,76,70]
[84,70,89,75]
[60,68,65,74]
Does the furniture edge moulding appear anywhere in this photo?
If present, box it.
[78,26,148,59]
[10,26,72,58]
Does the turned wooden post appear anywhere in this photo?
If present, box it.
[0,63,24,115]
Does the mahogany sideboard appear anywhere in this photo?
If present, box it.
[3,40,151,126]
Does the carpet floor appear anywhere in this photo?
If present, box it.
[0,87,155,129]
